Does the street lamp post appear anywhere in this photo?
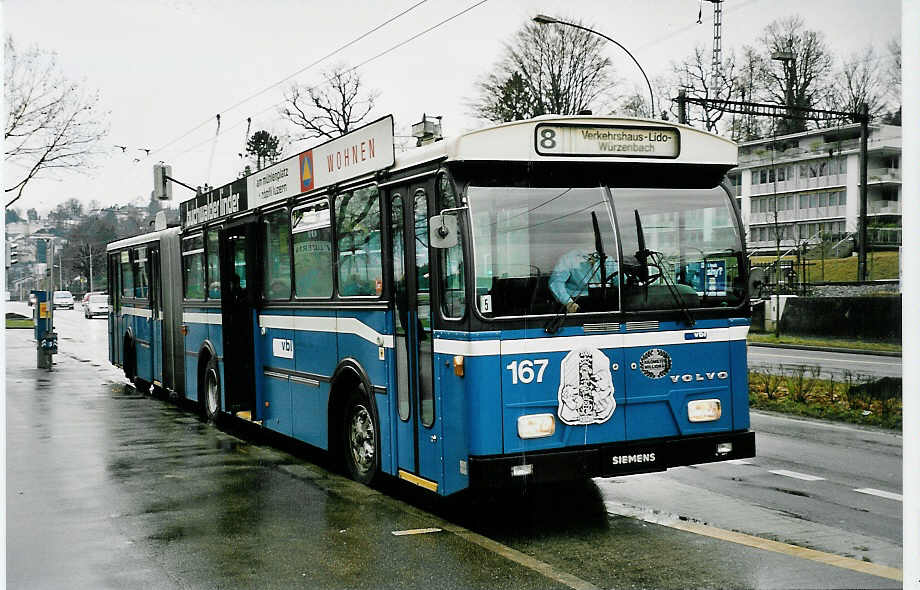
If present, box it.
[771,43,796,131]
[533,14,656,119]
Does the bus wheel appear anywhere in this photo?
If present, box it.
[202,357,221,423]
[133,378,151,395]
[343,388,378,485]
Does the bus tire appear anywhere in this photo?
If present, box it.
[202,356,221,423]
[343,387,379,485]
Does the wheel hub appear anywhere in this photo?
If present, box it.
[349,406,375,473]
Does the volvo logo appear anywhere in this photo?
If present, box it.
[670,371,729,383]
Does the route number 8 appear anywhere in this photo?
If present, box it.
[539,128,557,150]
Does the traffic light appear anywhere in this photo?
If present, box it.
[9,243,18,265]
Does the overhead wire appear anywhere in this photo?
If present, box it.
[148,0,431,159]
[170,0,491,160]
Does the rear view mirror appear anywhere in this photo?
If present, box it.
[429,214,458,249]
[748,267,765,298]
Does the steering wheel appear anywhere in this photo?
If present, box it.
[623,262,661,287]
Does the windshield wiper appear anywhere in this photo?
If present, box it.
[634,209,695,327]
[592,211,608,303]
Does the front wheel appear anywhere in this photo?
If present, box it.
[343,388,379,485]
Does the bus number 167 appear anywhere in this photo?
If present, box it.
[506,359,549,384]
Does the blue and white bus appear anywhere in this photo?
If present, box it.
[108,114,755,496]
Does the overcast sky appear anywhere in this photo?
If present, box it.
[3,0,902,215]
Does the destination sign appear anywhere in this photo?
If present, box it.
[180,179,247,229]
[535,124,680,158]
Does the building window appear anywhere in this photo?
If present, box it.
[829,193,837,207]
[838,192,846,205]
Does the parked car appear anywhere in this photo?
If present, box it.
[52,290,75,309]
[81,291,105,310]
[84,293,108,318]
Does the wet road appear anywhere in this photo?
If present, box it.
[5,305,902,589]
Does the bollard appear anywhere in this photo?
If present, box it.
[32,290,56,371]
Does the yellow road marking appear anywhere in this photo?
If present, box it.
[440,523,602,590]
[607,504,902,582]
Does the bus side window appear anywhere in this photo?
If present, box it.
[206,228,221,299]
[292,199,333,298]
[120,250,134,299]
[182,233,206,300]
[262,208,292,301]
[336,186,382,297]
[133,246,149,299]
[437,174,465,319]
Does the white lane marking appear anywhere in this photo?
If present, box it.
[749,352,901,367]
[769,469,826,481]
[391,527,443,536]
[726,459,752,465]
[854,488,903,502]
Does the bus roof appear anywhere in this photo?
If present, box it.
[172,114,737,231]
[392,115,737,173]
[107,226,180,252]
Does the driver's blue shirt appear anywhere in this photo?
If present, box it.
[549,249,619,305]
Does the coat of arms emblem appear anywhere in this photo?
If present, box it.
[557,347,616,425]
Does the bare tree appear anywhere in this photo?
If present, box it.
[756,16,834,134]
[471,19,615,122]
[281,65,379,140]
[4,36,108,208]
[65,214,116,288]
[666,45,739,132]
[883,38,901,123]
[828,47,888,121]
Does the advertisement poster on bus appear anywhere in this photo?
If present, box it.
[704,260,726,296]
[247,115,394,209]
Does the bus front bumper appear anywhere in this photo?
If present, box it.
[468,430,755,488]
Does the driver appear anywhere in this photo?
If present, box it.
[549,248,619,313]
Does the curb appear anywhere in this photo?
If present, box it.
[747,341,901,358]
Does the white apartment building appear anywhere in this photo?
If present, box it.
[727,123,901,254]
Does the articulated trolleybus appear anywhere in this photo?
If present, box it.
[108,114,755,496]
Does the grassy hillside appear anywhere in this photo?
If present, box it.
[751,251,899,282]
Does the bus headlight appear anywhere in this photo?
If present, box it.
[688,399,722,422]
[517,414,555,439]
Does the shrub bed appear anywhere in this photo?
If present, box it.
[748,366,901,430]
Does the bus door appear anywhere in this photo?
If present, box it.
[108,254,120,365]
[389,181,443,489]
[149,245,164,386]
[219,220,258,418]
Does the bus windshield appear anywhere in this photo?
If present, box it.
[468,185,744,318]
